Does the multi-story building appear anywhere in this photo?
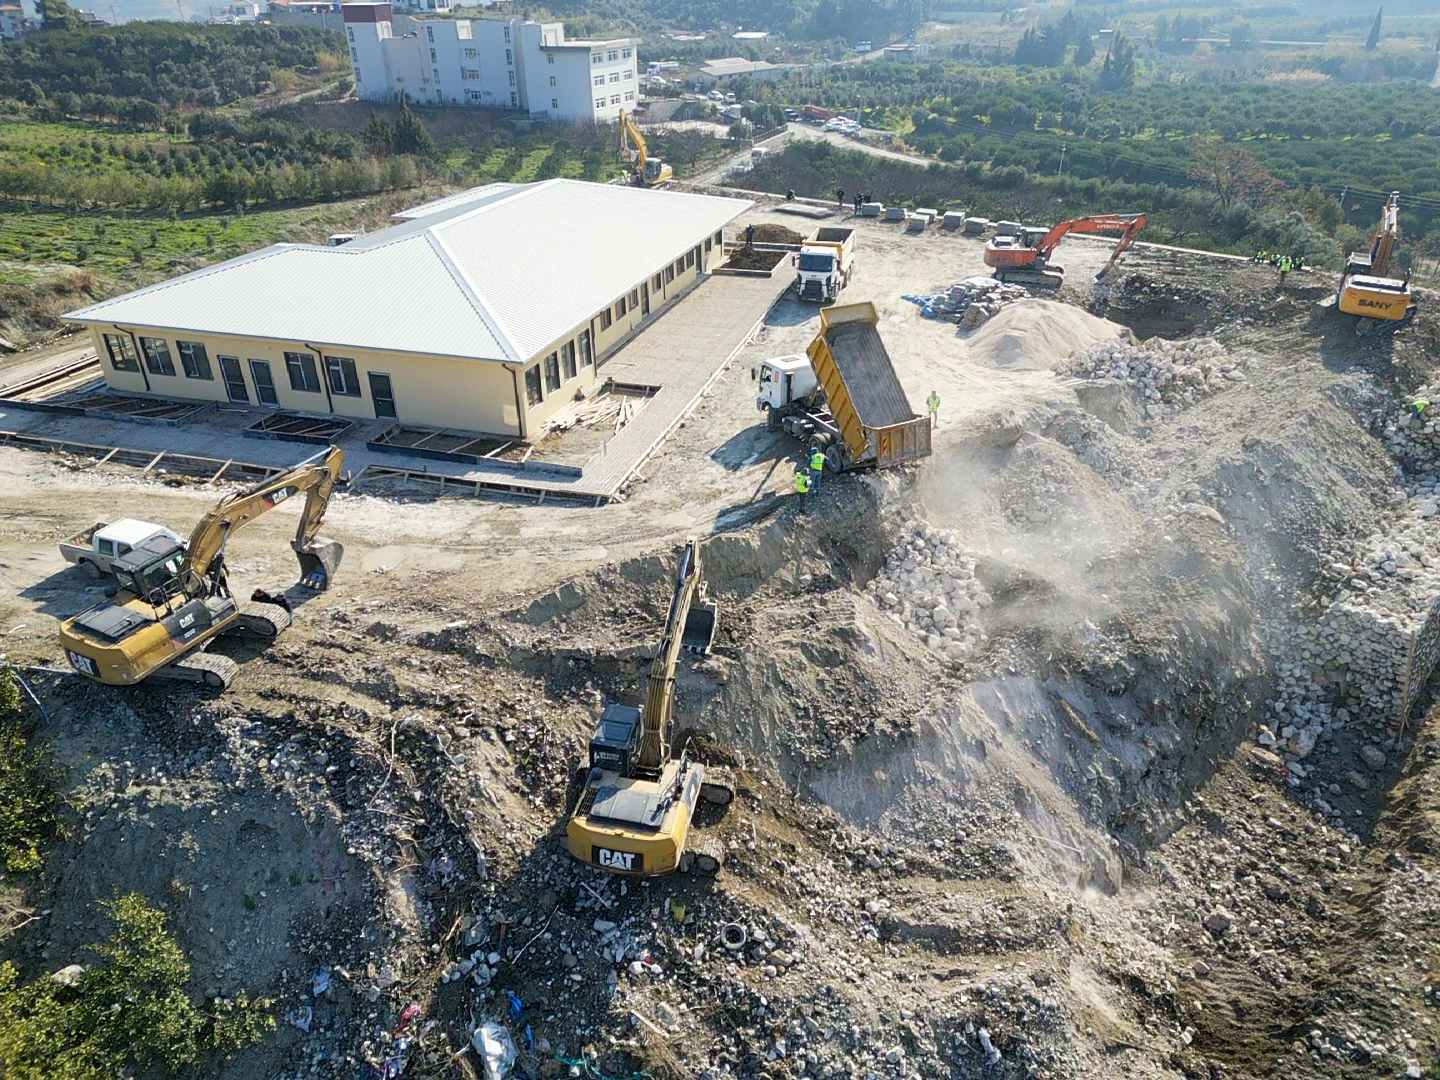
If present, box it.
[342,2,638,122]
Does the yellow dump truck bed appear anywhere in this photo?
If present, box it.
[806,302,931,468]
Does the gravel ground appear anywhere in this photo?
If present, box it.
[0,217,1438,1079]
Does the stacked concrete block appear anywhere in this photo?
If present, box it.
[906,211,933,233]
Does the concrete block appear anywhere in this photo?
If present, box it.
[859,202,884,218]
[884,206,909,222]
[941,211,967,230]
[963,217,989,235]
[906,212,931,232]
[994,220,1023,237]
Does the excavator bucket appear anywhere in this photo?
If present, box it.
[295,537,343,591]
[682,599,718,654]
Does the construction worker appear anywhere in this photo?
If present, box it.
[836,187,845,208]
[745,223,756,248]
[1278,254,1290,282]
[853,192,863,215]
[926,389,940,425]
[1411,398,1430,421]
[808,444,827,491]
[794,466,811,509]
[1254,250,1267,264]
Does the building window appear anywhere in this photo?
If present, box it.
[552,98,558,109]
[509,71,516,85]
[624,91,634,102]
[599,308,613,330]
[325,355,361,397]
[674,258,684,277]
[429,47,436,62]
[465,47,476,58]
[505,48,512,63]
[593,74,604,87]
[652,273,662,291]
[544,352,560,392]
[561,340,577,380]
[622,47,631,58]
[350,47,358,61]
[426,25,433,40]
[550,75,557,86]
[347,26,353,39]
[547,53,554,64]
[665,264,675,284]
[630,288,640,307]
[610,95,620,105]
[607,50,617,61]
[285,351,321,393]
[615,296,627,318]
[595,97,605,109]
[463,68,479,79]
[510,91,517,106]
[624,69,633,80]
[592,52,602,64]
[524,364,542,406]
[139,336,176,376]
[686,249,696,269]
[579,329,593,367]
[609,71,619,83]
[503,23,509,40]
[103,333,140,373]
[714,230,723,246]
[176,341,212,380]
[704,237,713,254]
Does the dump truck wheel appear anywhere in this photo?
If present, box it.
[79,559,102,580]
[765,405,781,432]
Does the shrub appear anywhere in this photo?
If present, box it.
[0,892,273,1079]
[0,671,62,873]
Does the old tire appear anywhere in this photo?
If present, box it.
[79,559,103,580]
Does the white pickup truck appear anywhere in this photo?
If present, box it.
[59,519,184,579]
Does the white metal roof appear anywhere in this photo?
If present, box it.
[67,179,752,365]
[391,183,520,222]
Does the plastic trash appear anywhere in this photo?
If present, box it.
[506,989,524,1019]
[473,1022,517,1080]
[669,900,686,922]
[977,1027,1001,1065]
[287,1004,313,1032]
[311,969,331,997]
[382,1035,411,1078]
[396,1002,423,1033]
[524,1024,535,1053]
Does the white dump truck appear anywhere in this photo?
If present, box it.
[794,226,857,302]
[59,519,184,579]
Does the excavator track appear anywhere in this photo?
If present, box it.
[234,601,294,640]
[156,651,239,689]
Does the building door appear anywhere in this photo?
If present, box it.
[641,281,650,316]
[248,359,279,406]
[218,356,249,403]
[368,372,397,419]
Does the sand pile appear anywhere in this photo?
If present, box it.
[962,299,1127,370]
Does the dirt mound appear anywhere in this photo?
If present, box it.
[722,246,786,271]
[960,298,1127,370]
[752,222,804,244]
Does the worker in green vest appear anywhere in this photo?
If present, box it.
[808,445,827,490]
[1411,398,1431,422]
[926,390,940,425]
[794,466,811,510]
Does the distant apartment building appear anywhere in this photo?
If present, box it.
[0,5,23,38]
[342,2,638,122]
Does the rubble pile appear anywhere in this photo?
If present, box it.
[901,277,1028,329]
[1062,337,1246,416]
[864,521,990,663]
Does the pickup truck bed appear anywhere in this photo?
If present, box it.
[824,320,915,429]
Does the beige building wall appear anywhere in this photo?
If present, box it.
[83,226,729,440]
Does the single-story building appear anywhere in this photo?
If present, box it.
[696,57,790,85]
[66,179,751,438]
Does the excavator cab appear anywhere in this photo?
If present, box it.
[111,538,188,605]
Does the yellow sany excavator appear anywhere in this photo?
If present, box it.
[1338,191,1416,334]
[618,109,673,187]
[566,537,733,876]
[58,447,345,690]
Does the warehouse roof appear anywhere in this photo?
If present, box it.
[67,179,752,364]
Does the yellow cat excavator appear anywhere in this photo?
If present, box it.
[566,537,732,876]
[58,446,345,690]
[619,109,673,187]
[1338,191,1416,334]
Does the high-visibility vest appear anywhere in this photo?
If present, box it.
[927,393,940,411]
[794,471,811,494]
[809,449,826,471]
[1413,399,1431,414]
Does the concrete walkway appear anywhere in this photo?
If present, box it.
[0,268,790,503]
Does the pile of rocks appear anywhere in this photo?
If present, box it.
[1062,337,1246,416]
[901,277,1028,329]
[863,521,990,663]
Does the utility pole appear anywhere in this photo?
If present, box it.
[1057,144,1067,177]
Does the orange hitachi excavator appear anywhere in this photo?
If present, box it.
[984,213,1147,287]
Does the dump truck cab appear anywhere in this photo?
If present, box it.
[755,354,819,413]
